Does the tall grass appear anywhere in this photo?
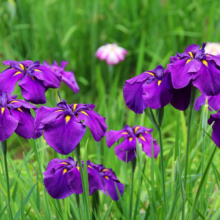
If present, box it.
[0,0,220,219]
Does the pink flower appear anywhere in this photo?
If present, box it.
[205,42,220,55]
[95,43,128,65]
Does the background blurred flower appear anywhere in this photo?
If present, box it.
[43,61,79,93]
[95,43,128,65]
[0,92,36,141]
[205,42,220,55]
[34,100,107,155]
[0,60,62,104]
[106,125,160,162]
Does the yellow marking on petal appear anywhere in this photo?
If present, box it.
[202,60,208,67]
[129,137,133,142]
[88,165,92,169]
[158,80,162,86]
[60,162,68,165]
[31,77,35,80]
[146,72,155,77]
[73,104,77,111]
[65,115,71,123]
[63,168,68,174]
[102,169,108,172]
[186,59,192,65]
[35,69,41,72]
[10,100,19,104]
[188,52,193,58]
[145,131,148,133]
[17,108,23,112]
[1,108,5,114]
[121,132,128,135]
[140,136,146,142]
[13,71,22,76]
[80,111,88,116]
[19,64,25,71]
[54,109,64,113]
[134,127,139,133]
[77,167,80,171]
[104,176,109,180]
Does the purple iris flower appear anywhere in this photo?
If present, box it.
[0,92,36,141]
[208,112,220,148]
[0,60,62,104]
[88,161,125,201]
[167,43,220,96]
[43,157,124,201]
[194,94,220,111]
[43,61,79,93]
[106,125,160,162]
[123,65,191,113]
[34,100,107,155]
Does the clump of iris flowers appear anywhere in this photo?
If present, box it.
[43,157,124,201]
[34,100,107,155]
[106,125,160,162]
[0,92,36,141]
[43,61,79,93]
[0,60,62,104]
[123,65,191,113]
[168,43,220,96]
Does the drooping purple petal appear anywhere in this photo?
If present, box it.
[0,68,24,94]
[106,128,129,148]
[43,115,86,155]
[77,109,107,142]
[18,74,47,104]
[137,133,160,158]
[62,71,79,93]
[0,108,18,141]
[67,168,83,194]
[208,112,220,148]
[10,108,35,139]
[114,138,137,162]
[192,60,220,96]
[123,73,149,114]
[142,75,173,109]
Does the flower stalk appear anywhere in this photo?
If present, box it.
[1,140,13,220]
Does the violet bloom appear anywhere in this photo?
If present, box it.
[0,92,36,141]
[208,112,220,148]
[43,157,83,199]
[95,43,128,65]
[167,43,220,96]
[0,60,62,104]
[106,125,160,162]
[123,65,191,113]
[34,100,107,155]
[88,161,125,201]
[43,61,79,93]
[194,94,220,111]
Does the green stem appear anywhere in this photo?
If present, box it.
[184,86,196,188]
[129,158,136,220]
[190,146,217,220]
[158,127,167,215]
[1,140,13,220]
[183,86,196,218]
[74,144,90,220]
[92,190,99,220]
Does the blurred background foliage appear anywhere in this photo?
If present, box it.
[1,0,220,219]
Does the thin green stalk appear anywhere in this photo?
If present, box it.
[190,146,217,220]
[184,86,196,187]
[183,86,196,218]
[129,158,136,220]
[1,140,13,220]
[92,190,99,220]
[158,127,167,215]
[74,144,90,220]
